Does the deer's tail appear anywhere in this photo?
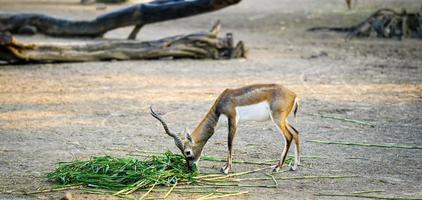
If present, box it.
[293,97,301,122]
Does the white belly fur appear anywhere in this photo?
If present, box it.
[217,101,271,128]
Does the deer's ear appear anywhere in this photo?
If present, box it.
[184,127,193,143]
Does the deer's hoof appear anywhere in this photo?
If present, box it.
[272,165,280,172]
[290,165,298,171]
[220,164,230,175]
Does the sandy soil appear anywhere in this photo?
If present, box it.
[1,0,421,199]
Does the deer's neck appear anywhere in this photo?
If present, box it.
[191,107,220,150]
[190,90,227,158]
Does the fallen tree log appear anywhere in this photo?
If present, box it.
[308,7,422,40]
[0,0,241,39]
[0,22,246,64]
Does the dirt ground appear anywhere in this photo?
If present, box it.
[1,0,421,199]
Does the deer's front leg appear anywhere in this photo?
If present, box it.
[221,116,237,174]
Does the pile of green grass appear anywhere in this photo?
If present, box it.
[42,151,363,199]
[47,151,197,191]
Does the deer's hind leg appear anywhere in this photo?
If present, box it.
[271,113,293,172]
[287,122,301,170]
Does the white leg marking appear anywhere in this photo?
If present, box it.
[296,142,301,165]
[280,134,287,160]
[221,165,230,174]
[286,119,300,171]
[286,120,299,171]
[291,144,298,171]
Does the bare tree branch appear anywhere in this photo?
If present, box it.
[0,22,246,64]
[0,0,242,38]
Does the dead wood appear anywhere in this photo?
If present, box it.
[0,21,246,64]
[0,0,241,39]
[345,0,352,10]
[307,7,422,40]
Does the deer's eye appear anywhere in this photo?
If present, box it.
[185,151,191,156]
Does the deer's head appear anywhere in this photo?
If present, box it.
[150,106,199,170]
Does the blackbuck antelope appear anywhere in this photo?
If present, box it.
[150,84,301,174]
